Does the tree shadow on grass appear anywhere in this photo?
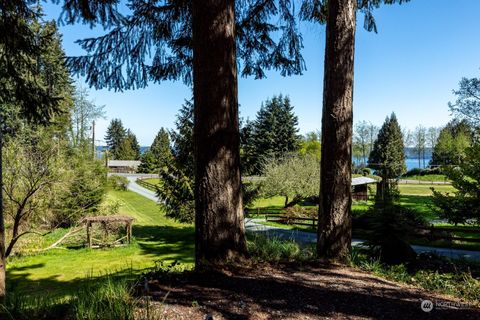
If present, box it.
[133,225,195,263]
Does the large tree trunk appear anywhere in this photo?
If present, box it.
[0,131,5,300]
[318,0,356,260]
[192,0,247,268]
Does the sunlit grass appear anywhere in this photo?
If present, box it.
[6,190,194,298]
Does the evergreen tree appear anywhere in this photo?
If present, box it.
[137,150,158,174]
[431,119,473,166]
[368,113,406,201]
[369,113,406,178]
[249,95,300,173]
[117,129,141,160]
[150,128,173,168]
[432,142,480,225]
[170,100,194,178]
[104,119,126,159]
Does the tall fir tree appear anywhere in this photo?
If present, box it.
[117,129,141,160]
[368,113,406,202]
[368,113,406,178]
[139,128,173,173]
[248,95,300,173]
[104,118,126,159]
[150,128,173,168]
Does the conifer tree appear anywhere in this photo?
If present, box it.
[104,118,126,159]
[150,128,173,168]
[170,100,194,178]
[248,95,300,173]
[369,113,406,178]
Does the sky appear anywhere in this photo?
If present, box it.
[43,0,480,146]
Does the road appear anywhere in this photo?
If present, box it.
[118,174,480,262]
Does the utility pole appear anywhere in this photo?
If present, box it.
[92,120,95,160]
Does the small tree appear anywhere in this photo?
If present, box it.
[354,121,371,165]
[69,86,105,148]
[3,130,62,256]
[431,120,473,166]
[413,125,427,168]
[260,154,320,207]
[432,143,480,225]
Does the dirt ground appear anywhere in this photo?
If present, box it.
[137,262,479,320]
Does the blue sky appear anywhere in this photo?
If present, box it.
[43,0,480,145]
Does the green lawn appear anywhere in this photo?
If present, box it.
[6,190,194,298]
[401,174,449,182]
[142,178,161,185]
[249,184,457,222]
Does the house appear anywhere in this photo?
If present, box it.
[107,160,141,173]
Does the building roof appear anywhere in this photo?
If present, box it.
[107,160,141,167]
[351,176,378,186]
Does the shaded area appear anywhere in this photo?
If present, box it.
[133,225,194,261]
[145,263,480,319]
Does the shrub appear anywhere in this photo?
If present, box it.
[362,167,372,176]
[247,233,315,262]
[109,175,130,191]
[363,204,426,265]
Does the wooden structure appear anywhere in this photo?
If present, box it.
[82,215,134,248]
[351,177,378,201]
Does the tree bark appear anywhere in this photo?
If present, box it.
[192,0,247,268]
[0,126,5,300]
[318,0,356,260]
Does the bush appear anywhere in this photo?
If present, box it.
[363,204,426,265]
[362,167,372,176]
[109,175,130,191]
[247,233,315,262]
[283,206,317,219]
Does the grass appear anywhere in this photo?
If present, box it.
[401,174,449,182]
[349,249,480,304]
[6,190,194,299]
[142,178,161,186]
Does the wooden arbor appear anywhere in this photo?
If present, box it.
[82,215,134,248]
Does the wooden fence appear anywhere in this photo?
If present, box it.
[136,178,157,191]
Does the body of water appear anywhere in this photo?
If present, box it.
[405,157,432,170]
